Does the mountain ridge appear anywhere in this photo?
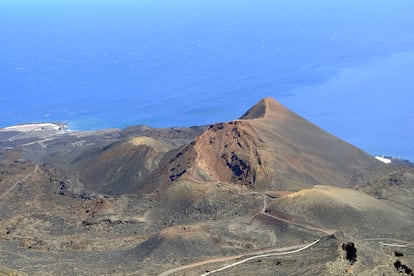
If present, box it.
[1,97,412,275]
[151,97,384,195]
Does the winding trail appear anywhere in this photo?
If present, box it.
[259,195,335,235]
[200,239,320,276]
[157,240,320,276]
[362,238,414,248]
[262,196,267,213]
[155,192,334,276]
[0,164,38,201]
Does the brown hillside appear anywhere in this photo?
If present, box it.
[79,137,173,194]
[240,96,299,121]
[155,97,384,193]
[266,185,414,237]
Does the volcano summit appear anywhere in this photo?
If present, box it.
[0,98,413,275]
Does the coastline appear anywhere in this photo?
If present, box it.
[1,121,412,165]
[0,122,70,133]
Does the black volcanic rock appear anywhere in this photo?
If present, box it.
[0,97,413,275]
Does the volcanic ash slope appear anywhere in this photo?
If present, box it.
[154,97,384,194]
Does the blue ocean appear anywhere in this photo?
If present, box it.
[1,0,413,161]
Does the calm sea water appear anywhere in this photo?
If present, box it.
[1,0,413,160]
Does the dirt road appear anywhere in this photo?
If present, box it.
[0,164,38,201]
[157,240,320,276]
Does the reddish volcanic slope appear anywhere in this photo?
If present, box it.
[155,97,383,193]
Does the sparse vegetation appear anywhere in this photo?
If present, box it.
[0,98,413,275]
